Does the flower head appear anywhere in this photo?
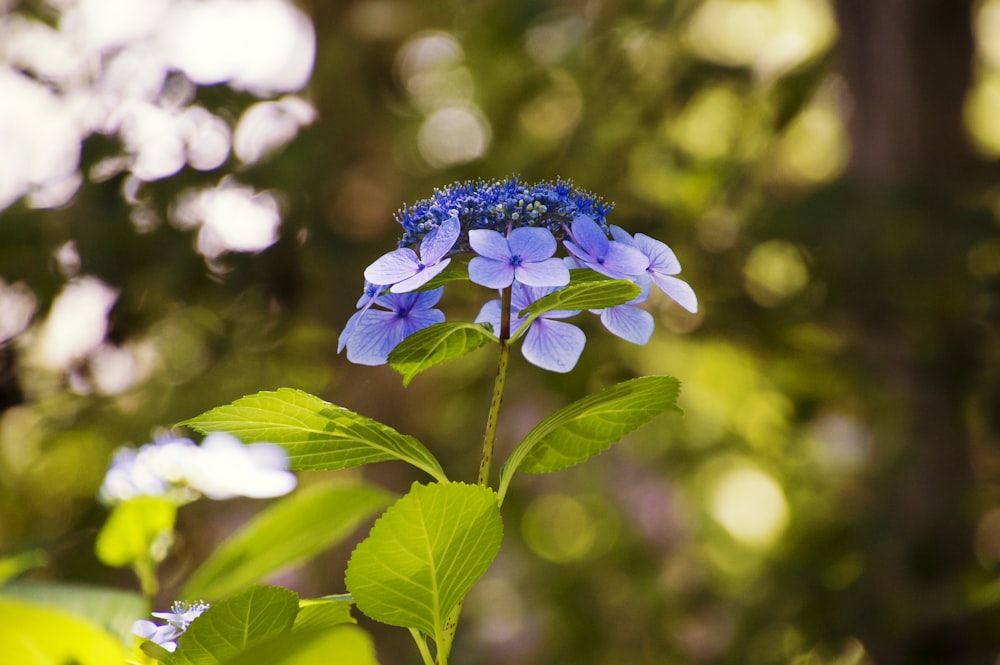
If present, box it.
[341,288,445,365]
[564,214,649,279]
[99,434,296,504]
[133,601,209,652]
[476,283,585,373]
[611,226,698,313]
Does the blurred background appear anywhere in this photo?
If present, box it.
[1,0,999,663]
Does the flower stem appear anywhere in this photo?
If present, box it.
[477,286,512,487]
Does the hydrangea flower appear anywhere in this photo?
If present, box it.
[99,434,296,504]
[341,176,697,373]
[476,283,585,373]
[341,288,445,365]
[564,214,649,279]
[364,215,460,293]
[468,226,569,288]
[133,601,209,652]
[610,225,698,313]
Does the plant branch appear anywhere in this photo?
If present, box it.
[478,286,511,487]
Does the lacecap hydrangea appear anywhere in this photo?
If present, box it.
[339,177,697,373]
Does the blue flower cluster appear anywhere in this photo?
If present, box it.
[339,177,697,373]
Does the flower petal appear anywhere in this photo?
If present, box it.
[507,226,557,262]
[419,214,461,264]
[569,214,609,257]
[514,257,570,287]
[599,305,654,345]
[601,241,650,277]
[363,248,419,285]
[390,258,451,293]
[345,310,407,365]
[469,256,515,288]
[469,229,512,261]
[521,318,586,373]
[633,233,681,274]
[651,274,698,313]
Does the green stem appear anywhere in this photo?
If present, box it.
[134,557,158,609]
[478,286,512,487]
[408,628,435,665]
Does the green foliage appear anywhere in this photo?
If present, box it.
[181,388,448,482]
[175,585,298,665]
[389,322,497,385]
[0,550,47,583]
[182,481,392,601]
[0,596,126,664]
[293,596,356,631]
[224,624,380,665]
[517,278,641,321]
[0,582,145,645]
[95,496,177,567]
[345,482,503,658]
[498,376,681,502]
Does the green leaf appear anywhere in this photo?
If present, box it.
[180,388,447,482]
[224,624,379,665]
[95,496,177,568]
[0,582,145,645]
[389,321,497,386]
[293,596,356,632]
[0,549,47,583]
[176,585,298,665]
[498,376,681,502]
[518,278,640,319]
[345,482,502,654]
[0,596,126,665]
[182,481,392,601]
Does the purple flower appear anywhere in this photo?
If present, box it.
[592,278,655,345]
[342,288,446,365]
[476,283,585,373]
[468,226,570,289]
[133,601,209,652]
[610,226,698,313]
[337,281,384,353]
[364,215,460,293]
[564,215,649,279]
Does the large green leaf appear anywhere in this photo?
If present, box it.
[95,495,177,567]
[224,624,379,665]
[498,376,681,502]
[389,321,497,386]
[0,596,126,665]
[180,389,447,482]
[176,585,298,665]
[518,278,640,319]
[345,482,502,657]
[293,596,355,632]
[182,481,392,601]
[0,583,145,645]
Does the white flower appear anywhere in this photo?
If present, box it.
[134,601,209,652]
[99,433,296,504]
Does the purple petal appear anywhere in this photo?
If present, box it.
[609,225,633,244]
[633,233,681,274]
[563,240,591,263]
[600,305,654,345]
[345,310,404,365]
[402,287,445,309]
[514,258,570,288]
[338,308,365,353]
[364,248,419,285]
[400,305,446,337]
[651,274,698,313]
[521,319,586,373]
[419,215,461,264]
[507,226,557,262]
[469,256,515,288]
[390,258,451,293]
[601,241,650,277]
[469,229,512,261]
[569,214,609,257]
[474,298,502,331]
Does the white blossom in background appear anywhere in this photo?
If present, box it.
[30,276,118,371]
[170,178,283,259]
[99,433,296,504]
[133,600,210,652]
[0,280,38,345]
[234,97,317,165]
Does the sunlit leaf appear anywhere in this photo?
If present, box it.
[293,596,355,631]
[225,624,380,665]
[176,585,298,665]
[0,583,145,645]
[0,596,126,665]
[182,481,391,601]
[518,279,640,318]
[345,482,502,655]
[95,496,177,568]
[180,388,447,482]
[389,321,497,386]
[0,549,47,583]
[498,376,681,502]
